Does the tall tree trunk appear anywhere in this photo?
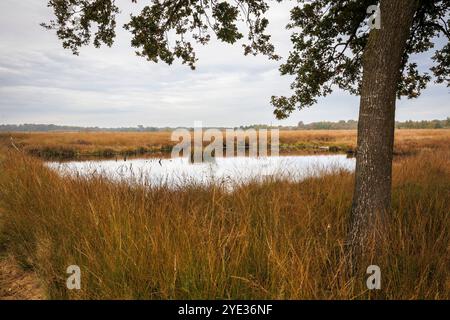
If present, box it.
[349,0,418,266]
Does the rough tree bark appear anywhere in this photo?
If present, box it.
[349,0,419,265]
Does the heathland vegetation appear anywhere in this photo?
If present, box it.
[0,130,448,299]
[1,129,448,159]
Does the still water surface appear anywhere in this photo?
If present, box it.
[47,155,356,188]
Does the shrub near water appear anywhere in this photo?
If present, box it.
[0,150,448,299]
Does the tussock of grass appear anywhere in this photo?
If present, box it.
[0,148,448,299]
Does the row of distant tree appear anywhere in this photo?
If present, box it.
[295,118,450,130]
[0,118,448,132]
[0,124,169,132]
[241,118,450,130]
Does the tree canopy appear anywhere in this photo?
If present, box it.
[42,0,450,118]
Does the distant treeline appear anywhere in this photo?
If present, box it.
[395,118,450,129]
[241,118,450,130]
[0,124,171,132]
[295,118,450,130]
[1,118,449,132]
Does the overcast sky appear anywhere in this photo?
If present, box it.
[0,0,448,127]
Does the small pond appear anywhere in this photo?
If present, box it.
[47,155,356,188]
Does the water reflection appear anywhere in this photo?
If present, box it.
[47,155,356,188]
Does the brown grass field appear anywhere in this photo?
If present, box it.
[0,129,449,299]
[1,129,449,158]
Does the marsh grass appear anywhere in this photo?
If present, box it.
[0,147,448,299]
[2,129,449,159]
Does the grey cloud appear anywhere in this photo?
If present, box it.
[0,0,448,127]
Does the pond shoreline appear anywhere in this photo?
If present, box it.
[3,129,448,161]
[29,145,355,162]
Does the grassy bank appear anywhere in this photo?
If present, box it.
[1,129,449,159]
[0,146,448,299]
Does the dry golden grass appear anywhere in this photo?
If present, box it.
[1,129,449,158]
[0,144,448,299]
[0,131,174,158]
[279,129,450,155]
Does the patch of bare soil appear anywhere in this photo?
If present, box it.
[0,255,45,300]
